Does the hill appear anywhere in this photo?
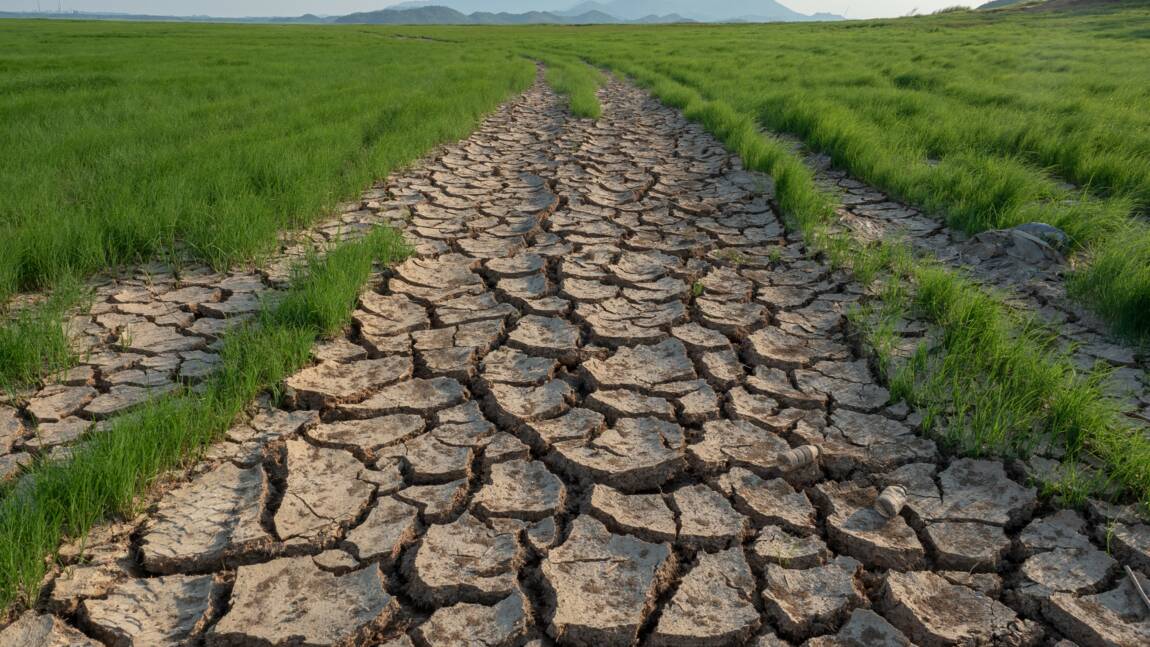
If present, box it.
[337,5,691,23]
[419,0,842,22]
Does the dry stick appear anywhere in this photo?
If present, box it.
[1126,565,1150,614]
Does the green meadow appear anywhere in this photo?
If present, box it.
[0,20,532,297]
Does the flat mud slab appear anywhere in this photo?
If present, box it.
[7,70,1150,647]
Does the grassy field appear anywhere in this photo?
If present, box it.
[0,21,531,298]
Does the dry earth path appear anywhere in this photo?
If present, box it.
[4,73,1150,646]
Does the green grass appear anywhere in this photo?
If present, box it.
[0,228,409,610]
[535,53,606,119]
[0,20,532,298]
[0,280,85,391]
[0,19,533,387]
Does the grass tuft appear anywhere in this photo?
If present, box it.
[0,279,86,390]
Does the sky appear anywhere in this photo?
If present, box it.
[0,0,975,19]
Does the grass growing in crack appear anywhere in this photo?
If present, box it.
[0,227,409,611]
[0,279,86,390]
[536,52,605,119]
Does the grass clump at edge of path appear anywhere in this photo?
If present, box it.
[536,52,606,119]
[617,64,1150,508]
[0,227,410,612]
[0,279,87,392]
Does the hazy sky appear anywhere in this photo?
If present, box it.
[0,0,974,19]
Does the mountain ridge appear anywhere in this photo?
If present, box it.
[380,0,841,22]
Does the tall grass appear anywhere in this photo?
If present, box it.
[0,20,533,387]
[0,280,85,391]
[535,52,606,118]
[0,228,409,610]
[0,20,533,299]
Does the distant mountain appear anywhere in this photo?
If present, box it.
[392,0,843,22]
[336,5,683,24]
[633,12,695,22]
[2,0,842,25]
[337,5,469,23]
[0,9,333,23]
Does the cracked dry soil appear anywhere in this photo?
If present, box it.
[5,71,1150,647]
